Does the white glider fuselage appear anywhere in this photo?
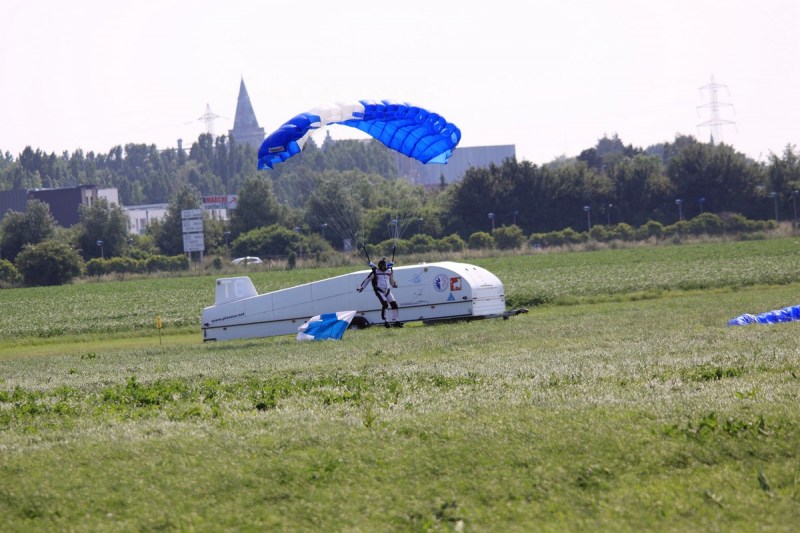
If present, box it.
[201,261,508,342]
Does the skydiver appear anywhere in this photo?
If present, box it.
[357,258,402,328]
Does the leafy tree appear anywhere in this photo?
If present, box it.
[305,176,367,249]
[0,258,21,286]
[667,143,761,218]
[232,224,305,258]
[15,240,83,286]
[0,199,57,262]
[767,145,800,218]
[228,177,283,237]
[76,198,130,259]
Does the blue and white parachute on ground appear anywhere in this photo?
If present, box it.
[258,100,461,170]
[297,310,357,341]
[727,304,800,326]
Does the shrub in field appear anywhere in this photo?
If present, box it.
[640,220,665,239]
[493,225,526,250]
[435,233,466,253]
[532,227,584,247]
[86,257,142,276]
[145,254,189,273]
[233,224,305,258]
[407,234,436,254]
[608,222,636,241]
[15,240,84,286]
[372,239,409,258]
[689,213,725,235]
[468,231,494,250]
[0,258,21,285]
[588,225,609,242]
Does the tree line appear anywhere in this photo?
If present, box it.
[1,132,799,286]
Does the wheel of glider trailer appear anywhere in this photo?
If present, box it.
[349,316,370,330]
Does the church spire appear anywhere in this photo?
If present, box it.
[228,78,265,148]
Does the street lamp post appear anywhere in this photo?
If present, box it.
[320,223,327,240]
[698,197,705,214]
[96,240,104,259]
[488,212,495,232]
[512,210,519,226]
[583,205,591,232]
[770,192,779,222]
[792,191,799,228]
[675,199,683,221]
[417,217,424,234]
[606,204,613,227]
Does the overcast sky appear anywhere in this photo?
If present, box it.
[2,0,798,165]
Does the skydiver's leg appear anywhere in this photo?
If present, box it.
[375,289,389,321]
[386,291,401,325]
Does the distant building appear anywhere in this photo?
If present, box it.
[123,196,234,235]
[0,185,116,228]
[396,144,516,186]
[228,78,265,149]
[123,203,168,235]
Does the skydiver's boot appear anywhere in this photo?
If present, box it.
[391,308,402,327]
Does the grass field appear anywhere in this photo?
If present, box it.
[1,238,799,531]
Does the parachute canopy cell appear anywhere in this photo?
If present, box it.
[257,100,461,170]
[727,304,800,326]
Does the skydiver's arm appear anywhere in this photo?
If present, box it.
[357,272,372,292]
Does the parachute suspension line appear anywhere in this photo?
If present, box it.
[309,180,366,254]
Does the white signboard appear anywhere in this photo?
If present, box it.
[183,232,205,252]
[182,209,204,253]
[182,218,204,233]
[182,208,202,220]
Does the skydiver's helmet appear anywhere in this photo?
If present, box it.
[378,259,387,271]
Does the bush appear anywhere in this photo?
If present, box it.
[468,231,495,250]
[435,234,466,253]
[86,257,143,276]
[0,259,21,285]
[608,222,635,241]
[689,213,724,235]
[407,234,436,254]
[232,224,305,258]
[145,255,190,273]
[588,225,609,242]
[15,241,84,286]
[641,220,664,240]
[493,225,526,250]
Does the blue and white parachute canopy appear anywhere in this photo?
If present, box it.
[297,310,357,341]
[258,100,461,170]
[727,304,800,326]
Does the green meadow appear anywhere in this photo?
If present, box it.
[1,238,799,531]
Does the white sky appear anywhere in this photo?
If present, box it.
[1,0,798,165]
